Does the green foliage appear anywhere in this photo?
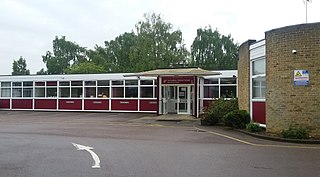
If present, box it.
[42,36,88,74]
[200,98,238,126]
[65,62,105,74]
[246,122,263,132]
[223,110,250,129]
[281,126,309,139]
[36,68,48,75]
[190,27,238,70]
[12,56,30,75]
[129,13,190,72]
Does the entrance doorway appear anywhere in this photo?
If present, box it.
[162,86,192,115]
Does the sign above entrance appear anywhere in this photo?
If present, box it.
[162,76,195,84]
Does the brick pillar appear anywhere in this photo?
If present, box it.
[238,40,256,113]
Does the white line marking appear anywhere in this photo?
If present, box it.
[72,143,101,169]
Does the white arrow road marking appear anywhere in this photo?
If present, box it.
[72,143,101,169]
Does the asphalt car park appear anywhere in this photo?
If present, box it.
[0,111,320,177]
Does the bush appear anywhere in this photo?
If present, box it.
[200,98,238,126]
[246,122,262,132]
[281,126,309,139]
[223,110,250,129]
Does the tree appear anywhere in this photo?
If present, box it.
[88,32,137,73]
[36,68,48,75]
[190,27,238,70]
[64,62,105,74]
[129,13,189,72]
[42,36,88,74]
[12,56,30,75]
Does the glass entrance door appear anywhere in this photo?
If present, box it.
[178,86,190,114]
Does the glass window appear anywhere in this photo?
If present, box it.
[141,87,153,98]
[1,88,11,97]
[35,82,45,86]
[71,81,83,86]
[59,88,70,97]
[125,87,138,98]
[125,80,138,85]
[47,88,57,97]
[220,78,236,84]
[97,80,109,86]
[71,88,83,97]
[1,82,11,87]
[252,77,266,99]
[221,86,236,98]
[98,87,109,98]
[46,81,57,86]
[35,88,45,97]
[23,88,33,97]
[85,87,96,98]
[12,88,22,97]
[204,86,219,98]
[85,81,96,86]
[140,80,153,85]
[112,87,124,98]
[13,82,22,87]
[253,59,266,75]
[23,81,33,87]
[204,78,218,84]
[59,81,70,86]
[112,80,123,85]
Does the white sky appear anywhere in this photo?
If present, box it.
[0,0,319,75]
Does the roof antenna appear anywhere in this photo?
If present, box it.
[304,0,312,23]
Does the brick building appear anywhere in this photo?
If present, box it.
[238,22,320,137]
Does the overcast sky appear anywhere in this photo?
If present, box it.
[0,0,319,75]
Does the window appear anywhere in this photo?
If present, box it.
[221,86,236,98]
[140,87,153,98]
[252,58,266,99]
[125,87,138,98]
[1,82,11,97]
[35,88,45,97]
[59,88,70,98]
[85,81,96,86]
[97,80,109,86]
[204,78,218,84]
[59,81,70,86]
[71,81,83,86]
[98,87,109,98]
[112,80,123,85]
[23,81,33,97]
[12,82,22,97]
[140,80,153,85]
[204,86,219,98]
[71,87,83,97]
[253,58,266,75]
[252,77,266,99]
[112,87,124,98]
[220,78,236,84]
[85,87,96,98]
[47,88,57,97]
[23,88,33,97]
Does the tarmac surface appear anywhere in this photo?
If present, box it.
[0,111,320,177]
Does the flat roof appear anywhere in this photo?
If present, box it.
[125,68,221,77]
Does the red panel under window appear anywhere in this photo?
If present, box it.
[12,99,32,109]
[59,99,82,110]
[0,99,10,108]
[35,99,57,109]
[111,100,138,111]
[252,102,266,124]
[140,100,157,111]
[84,99,109,110]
